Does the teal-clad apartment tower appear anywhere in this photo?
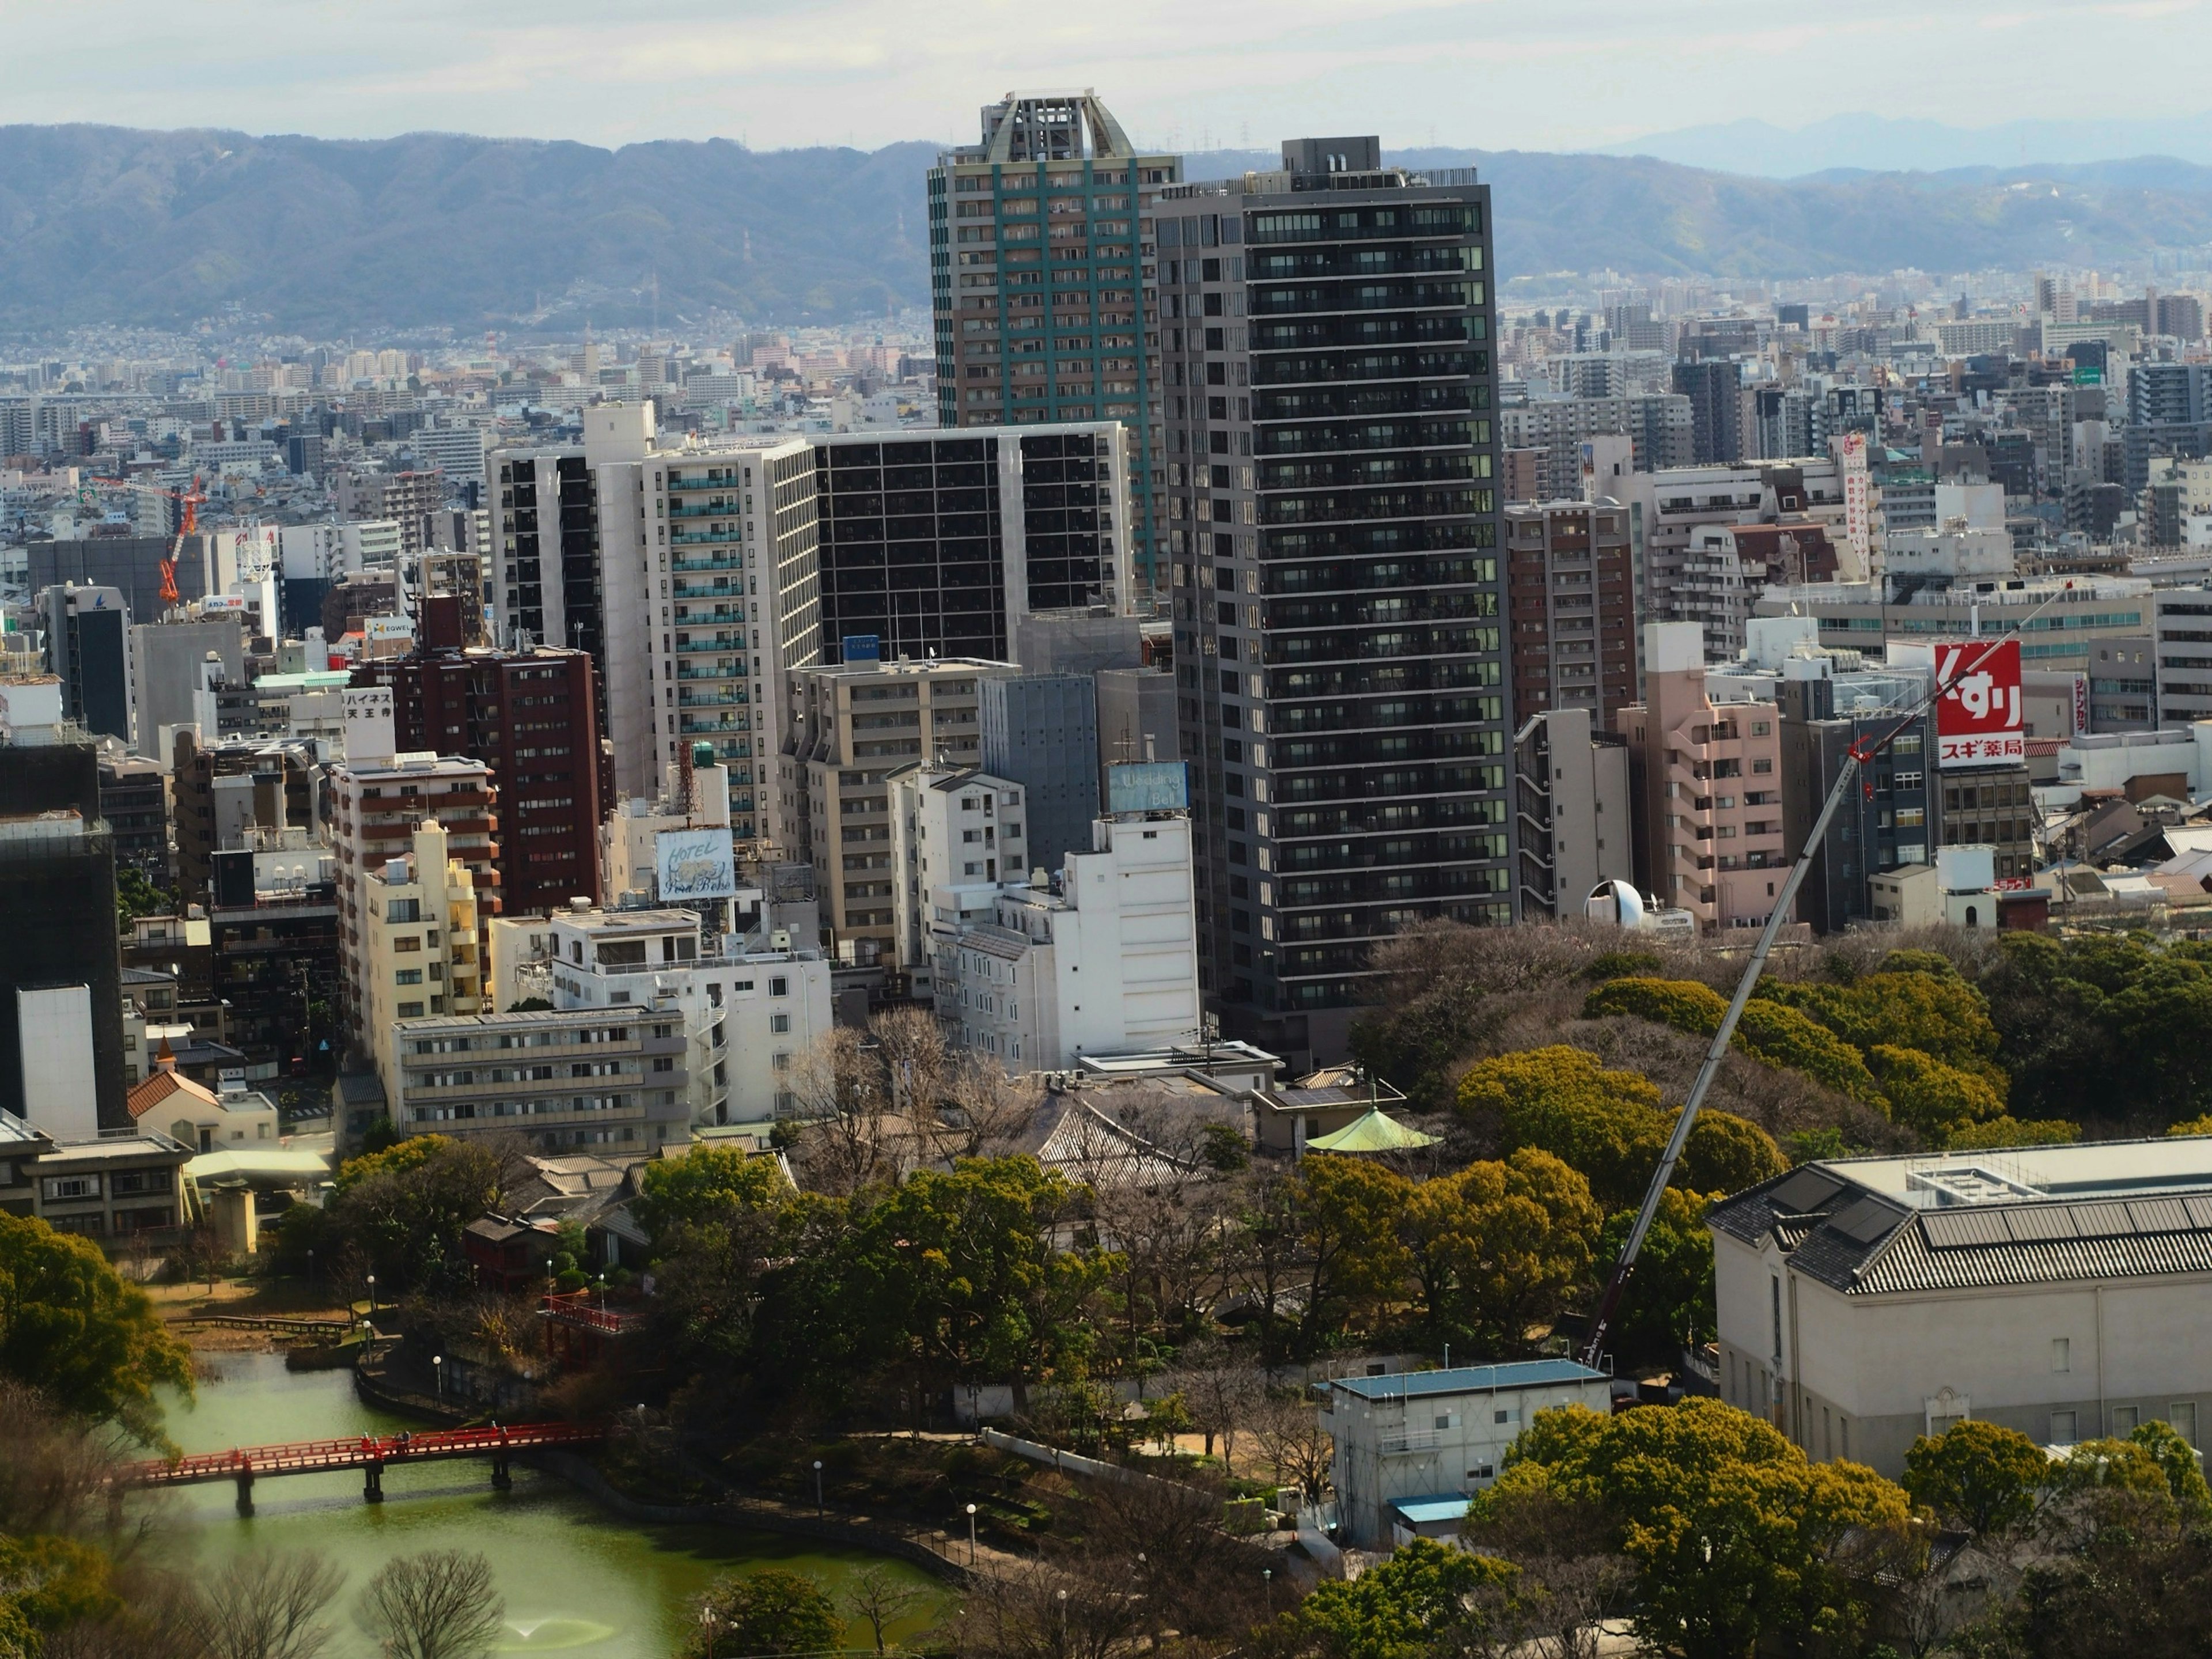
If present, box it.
[929,91,1180,597]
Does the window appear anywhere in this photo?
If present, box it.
[2052,1337,2071,1373]
[398,1001,425,1018]
[772,1051,791,1071]
[1752,758,1774,774]
[2112,1406,2140,1434]
[394,968,424,985]
[770,1013,791,1034]
[2173,1403,2198,1446]
[2051,1410,2078,1444]
[770,976,789,997]
[393,935,422,952]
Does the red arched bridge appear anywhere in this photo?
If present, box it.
[117,1422,605,1513]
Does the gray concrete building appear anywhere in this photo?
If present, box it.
[980,672,1101,876]
[1512,706,1631,920]
[131,616,245,763]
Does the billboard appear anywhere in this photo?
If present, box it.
[1935,637,2024,769]
[657,826,737,901]
[2070,672,2090,736]
[1106,761,1189,813]
[841,634,882,664]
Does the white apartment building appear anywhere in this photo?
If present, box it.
[931,809,1199,1071]
[488,902,832,1128]
[389,1005,690,1154]
[358,821,485,1115]
[1615,458,1854,634]
[1710,1138,2212,1479]
[279,520,403,582]
[887,762,1027,991]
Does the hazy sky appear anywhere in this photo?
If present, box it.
[9,0,2210,154]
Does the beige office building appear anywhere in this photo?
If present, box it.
[784,656,1017,963]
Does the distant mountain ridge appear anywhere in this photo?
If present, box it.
[5,123,2212,336]
[1600,112,2212,179]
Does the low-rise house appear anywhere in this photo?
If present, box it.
[1254,1066,1414,1156]
[1324,1361,1614,1547]
[126,1049,280,1153]
[0,1115,192,1248]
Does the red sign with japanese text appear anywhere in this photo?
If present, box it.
[1935,637,2025,769]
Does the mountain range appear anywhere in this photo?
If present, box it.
[6,123,2212,338]
[1601,112,2212,179]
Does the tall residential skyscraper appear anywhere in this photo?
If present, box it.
[929,91,1179,590]
[1160,137,1509,1066]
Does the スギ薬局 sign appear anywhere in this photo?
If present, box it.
[1935,637,2024,768]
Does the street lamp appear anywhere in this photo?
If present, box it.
[596,1272,607,1318]
[1263,1568,1272,1613]
[813,1459,824,1516]
[433,1355,444,1399]
[306,1247,315,1289]
[700,1606,718,1659]
[366,1274,376,1319]
[965,1501,978,1564]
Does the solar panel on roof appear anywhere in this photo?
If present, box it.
[1922,1209,2013,1249]
[1827,1196,1906,1245]
[2128,1198,2194,1234]
[2006,1206,2080,1243]
[1770,1169,1847,1213]
[2070,1202,2137,1239]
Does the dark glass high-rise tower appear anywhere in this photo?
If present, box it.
[1159,138,1510,1066]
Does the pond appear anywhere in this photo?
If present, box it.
[151,1352,951,1657]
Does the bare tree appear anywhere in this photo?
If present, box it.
[933,1052,1043,1161]
[843,1562,929,1654]
[1247,1391,1333,1503]
[787,1028,905,1194]
[191,1550,347,1659]
[1164,1353,1264,1475]
[357,1551,504,1659]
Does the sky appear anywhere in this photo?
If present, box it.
[7,0,2212,157]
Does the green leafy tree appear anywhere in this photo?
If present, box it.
[1293,1154,1416,1347]
[0,1213,192,1447]
[1274,1536,1517,1659]
[1593,1187,1715,1357]
[685,1568,843,1659]
[113,866,171,926]
[1401,1149,1599,1355]
[1679,1112,1786,1195]
[634,1143,788,1249]
[1503,1399,1911,1659]
[849,1157,1112,1407]
[2128,1418,2212,1520]
[1459,1046,1669,1211]
[0,1533,119,1649]
[1585,978,1884,1105]
[1871,1044,2007,1143]
[1768,970,2006,1085]
[1947,1116,2080,1150]
[1903,1419,2051,1537]
[326,1135,502,1293]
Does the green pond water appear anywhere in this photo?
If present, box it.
[151,1352,950,1657]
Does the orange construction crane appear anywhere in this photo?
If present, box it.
[82,474,206,607]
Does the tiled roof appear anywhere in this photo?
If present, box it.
[1709,1162,2212,1295]
[126,1068,217,1120]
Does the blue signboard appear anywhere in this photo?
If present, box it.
[841,634,882,664]
[1106,761,1189,813]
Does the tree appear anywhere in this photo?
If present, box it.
[686,1568,842,1659]
[1461,1463,1634,1659]
[841,1563,927,1656]
[0,1212,192,1447]
[788,1027,905,1195]
[1872,1045,2007,1143]
[1593,1187,1715,1358]
[1678,1112,1786,1196]
[357,1551,503,1659]
[2128,1418,2212,1520]
[1903,1420,2050,1539]
[325,1136,503,1294]
[189,1551,346,1659]
[1275,1536,1518,1659]
[1293,1154,1415,1347]
[634,1143,787,1248]
[1505,1399,1911,1659]
[1457,1046,1668,1211]
[847,1157,1112,1408]
[115,867,170,926]
[1248,1391,1334,1503]
[1401,1149,1599,1355]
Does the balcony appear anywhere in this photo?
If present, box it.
[672,554,744,573]
[669,503,741,518]
[675,634,747,654]
[676,605,747,625]
[675,667,747,684]
[671,528,744,547]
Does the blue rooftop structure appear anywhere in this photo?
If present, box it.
[1325,1359,1607,1402]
